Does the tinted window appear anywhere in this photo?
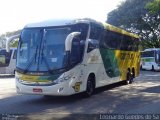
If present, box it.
[89,22,103,40]
[70,37,86,66]
[100,30,139,51]
[73,23,89,40]
[141,51,155,57]
[100,30,122,49]
[13,50,17,59]
[87,39,99,53]
[0,50,12,67]
[121,36,139,51]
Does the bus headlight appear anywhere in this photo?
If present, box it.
[54,75,72,84]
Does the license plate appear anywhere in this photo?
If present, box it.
[33,88,43,93]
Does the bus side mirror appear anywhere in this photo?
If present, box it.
[6,38,10,52]
[65,32,81,52]
[64,32,81,66]
[6,34,20,52]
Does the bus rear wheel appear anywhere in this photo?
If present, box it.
[126,68,133,84]
[132,68,135,78]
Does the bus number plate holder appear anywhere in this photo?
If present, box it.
[33,88,43,93]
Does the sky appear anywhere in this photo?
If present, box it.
[0,0,124,35]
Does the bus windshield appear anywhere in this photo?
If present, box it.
[0,50,12,67]
[157,50,160,63]
[17,24,88,73]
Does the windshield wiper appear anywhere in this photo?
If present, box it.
[23,45,39,73]
[23,54,35,73]
[39,29,52,73]
[35,45,38,63]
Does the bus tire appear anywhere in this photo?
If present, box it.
[152,65,155,71]
[126,68,133,84]
[132,68,135,78]
[14,70,16,75]
[140,65,142,70]
[84,75,95,97]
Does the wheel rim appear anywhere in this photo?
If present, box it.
[126,80,130,84]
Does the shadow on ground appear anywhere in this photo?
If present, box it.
[1,71,160,120]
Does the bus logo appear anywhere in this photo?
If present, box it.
[120,53,134,60]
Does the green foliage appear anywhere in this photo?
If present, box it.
[141,39,160,49]
[0,30,21,48]
[11,39,19,47]
[107,0,160,49]
[146,0,160,14]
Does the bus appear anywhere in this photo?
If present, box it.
[7,18,140,96]
[141,48,160,71]
[0,48,17,74]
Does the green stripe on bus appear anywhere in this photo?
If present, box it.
[100,49,120,77]
[142,58,154,62]
[38,74,62,81]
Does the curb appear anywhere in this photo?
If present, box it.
[0,74,15,78]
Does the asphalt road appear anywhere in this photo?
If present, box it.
[0,70,160,120]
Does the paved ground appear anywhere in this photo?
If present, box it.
[0,71,160,120]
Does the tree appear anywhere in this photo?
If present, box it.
[0,30,21,48]
[107,0,160,49]
[11,39,19,47]
[146,0,160,14]
[145,0,160,48]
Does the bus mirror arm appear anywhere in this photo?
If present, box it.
[6,34,20,52]
[65,32,81,52]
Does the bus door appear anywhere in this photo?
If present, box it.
[7,49,17,74]
[155,50,160,64]
[70,37,86,91]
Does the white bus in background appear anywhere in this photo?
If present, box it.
[141,48,160,71]
[0,48,17,74]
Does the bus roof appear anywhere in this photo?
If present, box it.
[24,18,139,39]
[143,48,160,52]
[24,18,91,28]
[103,23,139,39]
[25,19,75,28]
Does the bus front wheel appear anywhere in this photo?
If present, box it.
[152,65,155,71]
[84,75,95,97]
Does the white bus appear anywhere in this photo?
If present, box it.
[7,19,140,96]
[0,48,17,74]
[141,48,160,71]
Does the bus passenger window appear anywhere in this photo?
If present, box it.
[87,39,99,53]
[13,50,17,59]
[70,38,85,65]
[70,41,80,64]
[0,55,5,66]
[0,50,12,67]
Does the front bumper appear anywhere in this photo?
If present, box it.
[16,79,77,96]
